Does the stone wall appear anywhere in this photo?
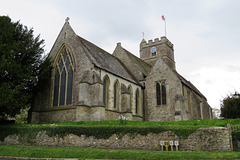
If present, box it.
[0,127,231,152]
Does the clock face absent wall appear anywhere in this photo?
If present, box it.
[151,47,157,56]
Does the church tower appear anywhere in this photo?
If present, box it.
[140,36,176,70]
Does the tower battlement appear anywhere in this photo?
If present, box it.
[140,36,175,69]
[140,36,174,50]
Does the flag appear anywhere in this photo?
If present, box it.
[162,15,166,21]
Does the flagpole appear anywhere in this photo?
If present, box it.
[164,19,167,37]
[162,15,167,37]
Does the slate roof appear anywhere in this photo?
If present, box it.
[173,71,207,100]
[77,36,139,84]
[121,47,152,77]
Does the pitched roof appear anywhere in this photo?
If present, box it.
[121,47,152,77]
[77,36,139,84]
[173,71,207,100]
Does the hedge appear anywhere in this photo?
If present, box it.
[0,125,200,143]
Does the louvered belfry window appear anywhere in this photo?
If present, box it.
[53,48,74,107]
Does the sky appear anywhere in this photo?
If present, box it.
[1,0,240,110]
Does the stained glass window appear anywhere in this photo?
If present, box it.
[156,81,167,106]
[53,48,74,107]
[66,67,73,105]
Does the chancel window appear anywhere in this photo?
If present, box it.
[156,81,167,106]
[53,48,74,107]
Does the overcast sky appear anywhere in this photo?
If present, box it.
[1,0,240,110]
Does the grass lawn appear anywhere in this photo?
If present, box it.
[0,145,240,159]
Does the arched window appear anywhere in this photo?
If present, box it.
[103,76,110,108]
[113,80,119,108]
[128,85,133,111]
[135,89,140,114]
[156,81,167,106]
[53,48,74,107]
[161,81,166,105]
[156,83,161,106]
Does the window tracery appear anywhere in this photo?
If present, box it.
[156,81,167,106]
[53,48,74,107]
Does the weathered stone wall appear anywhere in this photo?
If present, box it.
[145,57,181,122]
[38,108,76,123]
[181,127,231,152]
[0,127,231,152]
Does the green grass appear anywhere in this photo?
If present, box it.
[11,118,240,127]
[0,145,240,159]
[1,119,240,142]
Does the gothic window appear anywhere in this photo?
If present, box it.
[53,48,74,107]
[135,89,140,114]
[156,83,161,105]
[161,82,166,105]
[128,85,133,111]
[103,76,110,108]
[113,80,119,108]
[156,81,167,106]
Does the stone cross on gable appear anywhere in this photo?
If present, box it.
[65,17,70,22]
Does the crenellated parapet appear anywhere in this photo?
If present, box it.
[140,36,174,50]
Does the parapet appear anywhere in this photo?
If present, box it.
[140,36,174,50]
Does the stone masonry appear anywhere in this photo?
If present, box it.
[0,127,231,152]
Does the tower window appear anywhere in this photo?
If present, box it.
[53,48,74,107]
[156,81,167,106]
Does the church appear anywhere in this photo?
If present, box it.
[29,19,212,123]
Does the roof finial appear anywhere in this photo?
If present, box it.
[65,17,70,22]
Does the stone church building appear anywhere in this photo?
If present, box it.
[29,20,212,123]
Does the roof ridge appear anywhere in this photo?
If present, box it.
[122,47,152,68]
[77,35,112,57]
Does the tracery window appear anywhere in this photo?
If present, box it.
[156,81,167,106]
[53,48,74,107]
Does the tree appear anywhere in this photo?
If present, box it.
[220,92,240,118]
[0,16,52,121]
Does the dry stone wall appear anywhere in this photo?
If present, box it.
[0,127,231,152]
